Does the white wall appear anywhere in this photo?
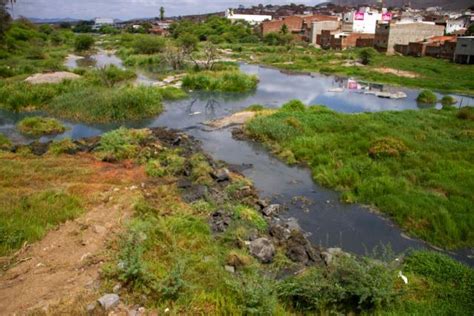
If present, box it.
[353,10,382,34]
[225,10,272,25]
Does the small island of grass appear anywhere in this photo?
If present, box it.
[182,70,258,93]
[17,117,67,137]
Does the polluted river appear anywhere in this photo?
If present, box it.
[1,50,473,265]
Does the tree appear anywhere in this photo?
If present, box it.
[280,24,288,35]
[358,47,377,65]
[74,34,95,51]
[160,6,165,21]
[466,24,474,36]
[0,0,14,40]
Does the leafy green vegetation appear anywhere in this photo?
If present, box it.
[96,127,151,161]
[74,34,95,51]
[0,133,11,150]
[17,116,67,137]
[0,190,82,256]
[417,89,437,104]
[182,70,258,92]
[246,102,474,249]
[440,95,457,106]
[48,138,77,155]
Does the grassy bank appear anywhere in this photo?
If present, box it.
[223,44,474,95]
[182,70,258,93]
[245,102,474,249]
[17,116,67,136]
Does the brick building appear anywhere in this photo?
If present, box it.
[394,36,457,59]
[374,22,445,54]
[318,30,374,50]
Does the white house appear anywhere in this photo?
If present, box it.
[225,9,272,25]
[446,17,468,34]
[94,18,115,30]
[352,7,388,34]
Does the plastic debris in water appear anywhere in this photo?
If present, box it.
[398,271,408,284]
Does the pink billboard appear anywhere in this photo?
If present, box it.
[355,12,365,20]
[382,12,393,21]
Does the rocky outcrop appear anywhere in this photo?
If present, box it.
[249,238,275,263]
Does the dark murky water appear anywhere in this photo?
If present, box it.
[2,55,473,265]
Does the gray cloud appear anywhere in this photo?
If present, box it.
[12,0,324,20]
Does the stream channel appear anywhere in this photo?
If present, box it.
[1,49,473,265]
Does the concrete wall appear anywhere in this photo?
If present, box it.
[454,37,474,64]
[353,11,382,34]
[311,20,340,45]
[376,22,445,54]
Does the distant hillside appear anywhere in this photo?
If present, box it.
[331,0,472,10]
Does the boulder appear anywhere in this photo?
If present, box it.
[182,185,208,203]
[249,238,275,263]
[25,72,81,85]
[211,168,230,182]
[97,294,120,310]
[209,210,232,233]
[285,230,320,265]
[262,204,280,217]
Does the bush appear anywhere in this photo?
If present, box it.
[94,65,136,87]
[0,133,11,150]
[277,256,398,312]
[368,137,409,159]
[416,89,437,104]
[48,86,164,123]
[281,99,306,112]
[457,107,474,121]
[358,48,377,65]
[263,32,293,46]
[96,128,151,161]
[74,34,95,51]
[245,104,264,112]
[17,116,67,137]
[182,71,258,93]
[132,35,165,54]
[440,95,457,106]
[48,138,77,155]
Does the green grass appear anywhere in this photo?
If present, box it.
[0,190,82,256]
[417,90,437,105]
[17,116,67,137]
[0,133,11,150]
[182,70,258,93]
[245,103,474,249]
[48,86,165,123]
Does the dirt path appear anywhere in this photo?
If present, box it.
[373,67,419,78]
[0,158,145,315]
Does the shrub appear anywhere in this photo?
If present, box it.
[440,95,457,106]
[0,133,11,150]
[182,71,258,93]
[277,256,398,312]
[94,65,136,87]
[48,86,164,123]
[74,34,95,51]
[245,104,264,112]
[416,89,437,104]
[281,99,306,112]
[358,47,377,65]
[132,35,165,54]
[17,116,67,137]
[263,32,293,46]
[368,137,408,159]
[48,138,77,155]
[96,128,151,161]
[456,107,474,121]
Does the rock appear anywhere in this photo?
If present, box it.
[269,223,290,241]
[97,293,120,310]
[86,302,97,314]
[113,283,122,293]
[321,247,348,266]
[25,71,81,84]
[29,141,50,156]
[256,199,269,209]
[93,225,107,235]
[225,265,235,273]
[176,178,192,189]
[285,230,320,265]
[209,210,232,233]
[181,185,208,203]
[249,238,275,263]
[262,204,280,217]
[211,168,230,182]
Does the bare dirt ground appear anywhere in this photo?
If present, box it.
[373,67,419,78]
[0,157,146,315]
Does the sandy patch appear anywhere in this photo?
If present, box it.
[205,111,257,129]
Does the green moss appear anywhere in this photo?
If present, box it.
[17,116,67,137]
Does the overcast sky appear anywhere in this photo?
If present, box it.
[11,0,324,20]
